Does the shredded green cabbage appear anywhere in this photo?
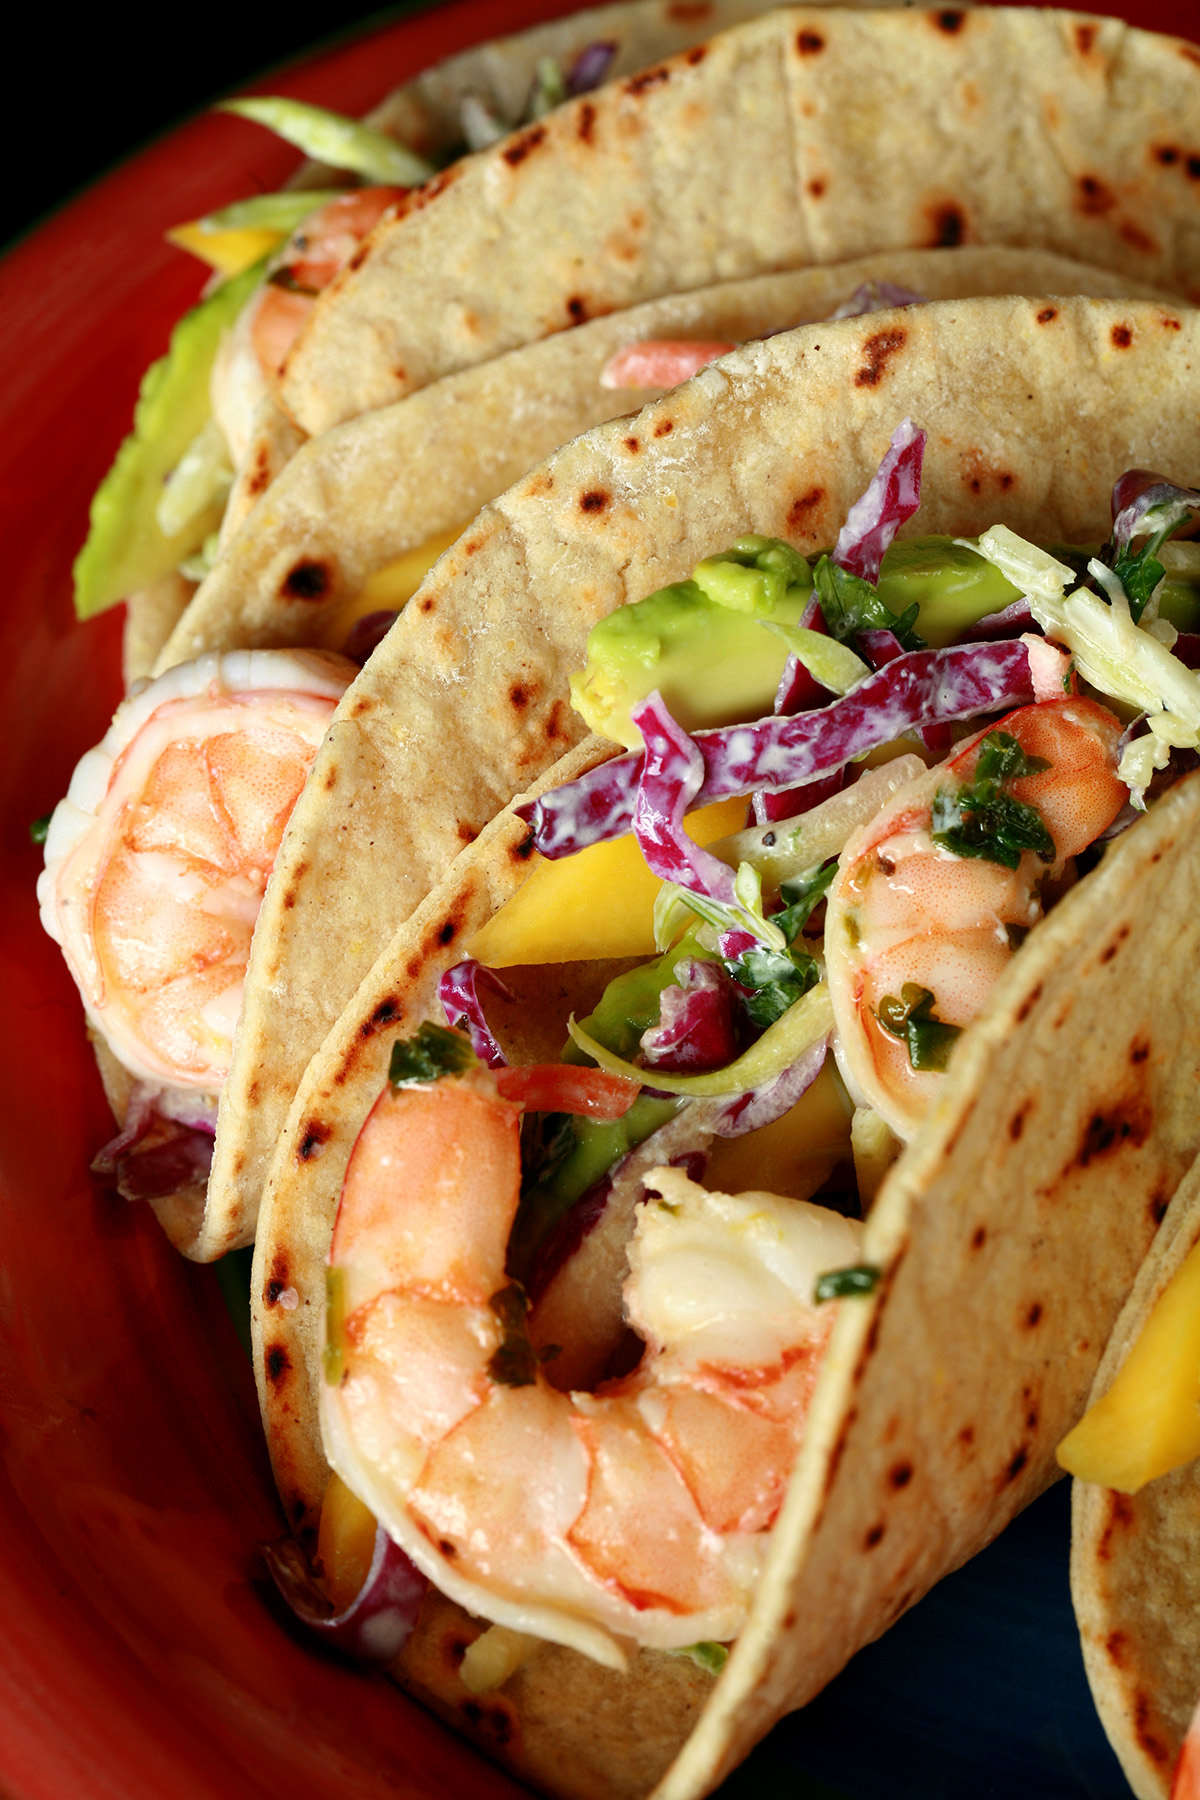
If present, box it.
[220,97,434,186]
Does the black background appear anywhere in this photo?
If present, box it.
[1,2,436,252]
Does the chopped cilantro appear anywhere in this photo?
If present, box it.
[775,860,837,939]
[931,730,1055,870]
[388,1021,478,1088]
[815,1264,881,1302]
[29,812,52,845]
[721,860,834,1026]
[1112,545,1166,623]
[876,983,962,1073]
[669,1642,730,1675]
[813,554,924,653]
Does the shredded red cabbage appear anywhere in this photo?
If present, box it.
[341,609,399,666]
[832,419,926,585]
[1110,470,1200,553]
[961,598,1037,641]
[522,640,1034,858]
[826,282,928,321]
[710,1038,828,1138]
[631,693,740,904]
[567,39,617,93]
[640,959,740,1073]
[262,1528,426,1664]
[91,1088,216,1204]
[438,960,514,1067]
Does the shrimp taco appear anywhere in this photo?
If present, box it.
[279,3,1200,436]
[79,0,791,685]
[250,300,1200,1797]
[1059,1157,1200,1798]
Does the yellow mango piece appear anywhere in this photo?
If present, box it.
[1057,1235,1200,1492]
[315,525,464,649]
[166,221,285,275]
[316,1471,378,1611]
[705,1059,853,1200]
[459,1626,540,1695]
[467,794,751,966]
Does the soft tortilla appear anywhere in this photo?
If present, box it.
[1069,1164,1200,1799]
[251,740,1200,1798]
[281,5,1200,435]
[202,293,1198,1263]
[154,247,1168,671]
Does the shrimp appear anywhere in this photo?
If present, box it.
[320,1070,864,1668]
[38,649,352,1101]
[211,187,407,462]
[825,698,1128,1140]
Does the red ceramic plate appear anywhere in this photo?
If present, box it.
[0,3,1194,1798]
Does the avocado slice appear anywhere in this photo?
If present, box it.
[73,258,265,620]
[874,536,1022,647]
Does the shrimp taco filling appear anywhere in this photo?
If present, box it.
[308,427,1200,1672]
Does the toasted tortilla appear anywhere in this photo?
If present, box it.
[251,732,1200,1798]
[1069,1164,1200,1799]
[154,247,1166,672]
[280,6,1200,436]
[202,293,1199,1263]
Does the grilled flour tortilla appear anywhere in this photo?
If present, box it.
[279,5,1200,437]
[1067,1164,1200,1800]
[214,293,1199,1259]
[251,750,1200,1800]
[154,246,1159,671]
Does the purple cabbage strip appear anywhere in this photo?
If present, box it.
[342,609,400,667]
[263,1527,426,1665]
[523,640,1034,859]
[567,40,617,93]
[438,960,514,1067]
[630,693,739,904]
[1110,469,1200,553]
[826,281,928,320]
[640,959,740,1074]
[754,620,840,824]
[1173,633,1200,669]
[91,1087,216,1204]
[961,598,1037,642]
[754,766,844,826]
[832,419,927,585]
[710,1038,829,1139]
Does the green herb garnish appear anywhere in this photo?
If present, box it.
[323,1267,347,1386]
[29,812,52,845]
[388,1022,478,1088]
[930,730,1054,870]
[876,983,962,1073]
[669,1642,730,1675]
[720,859,835,1025]
[815,1264,882,1303]
[487,1283,558,1388]
[813,554,924,653]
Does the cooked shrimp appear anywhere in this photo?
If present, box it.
[211,187,406,461]
[600,340,736,390]
[825,698,1127,1139]
[320,1070,864,1667]
[38,649,351,1099]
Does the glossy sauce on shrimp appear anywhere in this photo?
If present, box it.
[320,1069,863,1667]
[39,649,351,1099]
[825,698,1127,1139]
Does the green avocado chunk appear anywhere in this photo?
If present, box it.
[570,534,1029,749]
[72,259,265,620]
[874,537,1022,647]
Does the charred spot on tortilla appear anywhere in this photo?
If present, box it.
[437,919,458,946]
[1133,1695,1172,1768]
[509,681,531,710]
[654,419,674,437]
[1100,925,1133,964]
[807,178,827,199]
[297,1120,331,1162]
[524,470,554,499]
[1008,1100,1032,1141]
[1037,305,1059,324]
[512,827,537,862]
[934,9,966,32]
[1002,1445,1030,1486]
[418,594,436,614]
[687,45,708,65]
[1105,1630,1129,1668]
[1155,142,1183,166]
[503,125,547,168]
[796,28,824,55]
[1074,22,1099,56]
[579,488,610,513]
[1075,1103,1152,1170]
[625,64,671,96]
[456,819,479,845]
[246,447,272,498]
[863,1522,886,1549]
[461,1698,517,1747]
[926,201,967,248]
[578,102,596,144]
[281,559,331,601]
[1078,174,1117,217]
[971,1225,987,1250]
[1024,1302,1043,1329]
[888,1461,913,1490]
[787,486,826,535]
[1015,981,1044,1024]
[855,329,907,390]
[265,1343,291,1387]
[669,0,712,20]
[360,996,401,1039]
[1097,1491,1135,1561]
[1148,1185,1171,1225]
[624,435,640,454]
[1111,323,1135,348]
[1121,220,1159,257]
[566,294,591,325]
[958,1424,976,1449]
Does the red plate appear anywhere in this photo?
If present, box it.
[0,3,1194,1797]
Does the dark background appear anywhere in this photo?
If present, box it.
[0,2,433,252]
